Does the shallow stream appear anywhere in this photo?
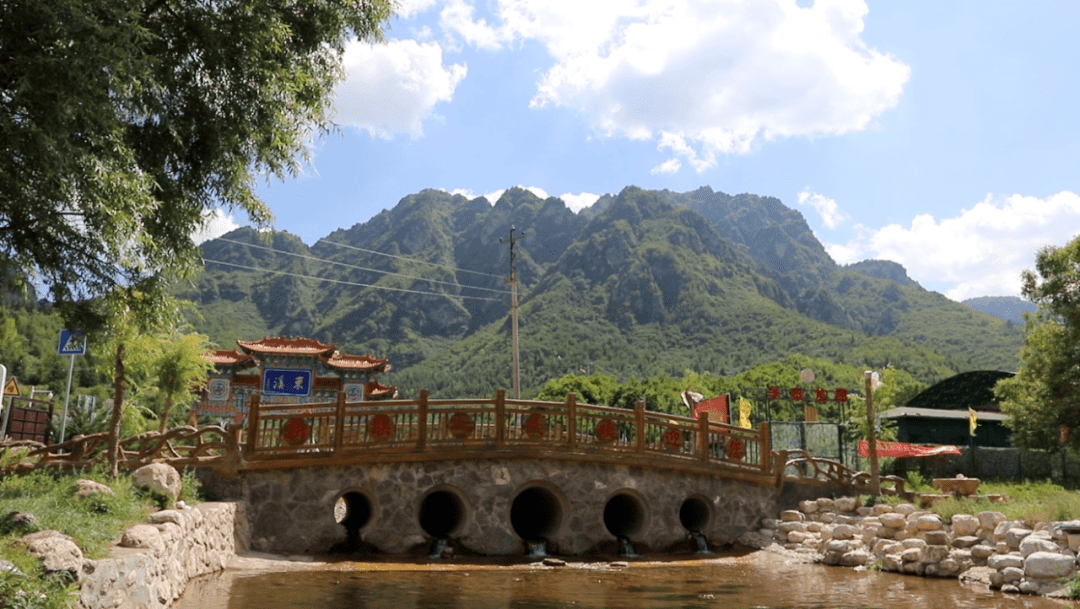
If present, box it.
[173,549,1071,609]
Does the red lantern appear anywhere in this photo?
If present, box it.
[767,386,781,400]
[790,387,804,401]
[834,388,849,403]
[814,388,828,403]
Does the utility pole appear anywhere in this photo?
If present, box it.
[865,370,880,497]
[500,227,525,399]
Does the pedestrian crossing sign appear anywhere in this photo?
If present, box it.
[58,329,87,355]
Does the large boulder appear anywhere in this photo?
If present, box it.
[1025,551,1075,580]
[120,524,165,554]
[132,463,182,500]
[75,479,113,500]
[19,531,84,579]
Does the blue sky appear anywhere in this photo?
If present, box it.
[203,0,1080,302]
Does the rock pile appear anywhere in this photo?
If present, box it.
[754,496,1080,597]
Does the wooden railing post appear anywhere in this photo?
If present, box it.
[334,390,346,454]
[417,389,429,449]
[699,411,710,462]
[634,401,645,453]
[494,389,505,448]
[245,393,261,456]
[759,422,771,474]
[566,393,577,450]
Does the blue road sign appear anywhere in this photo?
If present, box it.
[58,329,87,356]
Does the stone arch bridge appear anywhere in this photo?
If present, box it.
[3,390,896,556]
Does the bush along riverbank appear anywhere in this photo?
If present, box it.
[0,463,241,609]
[743,495,1080,598]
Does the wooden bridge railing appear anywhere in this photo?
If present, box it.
[240,390,773,481]
[0,391,852,487]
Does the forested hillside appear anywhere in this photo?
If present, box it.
[179,186,1024,398]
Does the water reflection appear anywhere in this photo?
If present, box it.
[175,552,1068,609]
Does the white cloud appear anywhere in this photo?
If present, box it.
[396,0,441,19]
[194,209,240,245]
[335,38,467,138]
[825,191,1080,301]
[797,189,849,229]
[651,158,683,175]
[439,0,909,170]
[559,191,601,211]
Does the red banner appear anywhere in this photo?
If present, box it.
[693,394,730,424]
[858,441,962,458]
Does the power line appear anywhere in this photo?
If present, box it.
[201,258,506,302]
[317,238,505,280]
[214,237,506,295]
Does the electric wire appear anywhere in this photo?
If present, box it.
[213,237,506,295]
[317,238,505,279]
[202,258,506,302]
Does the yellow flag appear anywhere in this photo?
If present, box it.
[739,397,753,428]
[969,407,977,436]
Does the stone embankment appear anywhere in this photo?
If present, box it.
[79,501,248,609]
[7,464,248,609]
[748,496,1080,597]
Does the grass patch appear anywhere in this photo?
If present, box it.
[917,479,1080,523]
[0,466,204,609]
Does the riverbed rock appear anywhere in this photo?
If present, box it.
[950,514,979,537]
[1019,535,1060,557]
[977,511,1007,531]
[833,497,858,513]
[1005,528,1033,550]
[1024,551,1075,580]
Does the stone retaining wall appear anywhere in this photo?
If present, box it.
[79,502,249,609]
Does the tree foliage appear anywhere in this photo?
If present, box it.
[997,235,1080,450]
[1,0,392,310]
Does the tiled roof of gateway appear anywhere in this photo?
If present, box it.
[322,352,392,372]
[365,381,399,399]
[236,337,337,356]
[203,349,254,368]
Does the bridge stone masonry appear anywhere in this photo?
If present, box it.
[5,388,892,558]
[200,457,779,556]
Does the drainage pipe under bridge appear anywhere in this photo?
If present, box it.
[199,458,779,556]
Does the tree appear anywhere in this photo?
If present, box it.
[146,332,214,432]
[997,235,1080,450]
[2,0,393,474]
[1,0,392,308]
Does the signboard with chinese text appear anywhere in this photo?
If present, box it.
[262,369,312,397]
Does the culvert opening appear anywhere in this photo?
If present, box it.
[335,491,373,534]
[679,497,710,532]
[603,493,646,538]
[511,486,563,541]
[419,490,466,538]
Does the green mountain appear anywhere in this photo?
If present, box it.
[181,186,1024,397]
[963,295,1035,326]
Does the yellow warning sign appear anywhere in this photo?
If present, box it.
[3,377,20,397]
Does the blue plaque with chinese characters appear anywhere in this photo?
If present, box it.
[262,369,312,397]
